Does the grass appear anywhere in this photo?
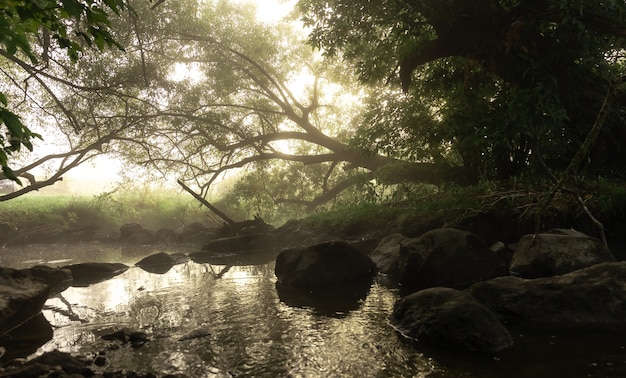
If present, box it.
[0,189,214,234]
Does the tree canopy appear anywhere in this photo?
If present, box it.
[299,0,626,181]
[2,0,626,222]
[0,0,130,183]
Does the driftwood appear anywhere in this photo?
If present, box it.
[177,179,235,226]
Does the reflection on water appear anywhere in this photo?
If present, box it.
[37,260,431,377]
[2,244,626,377]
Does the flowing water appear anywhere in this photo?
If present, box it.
[1,243,625,377]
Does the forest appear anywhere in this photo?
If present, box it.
[1,0,626,231]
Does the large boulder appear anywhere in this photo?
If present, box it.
[274,240,377,287]
[510,229,615,278]
[398,228,506,294]
[467,262,626,327]
[391,287,513,354]
[0,268,50,334]
[62,263,129,287]
[369,233,408,278]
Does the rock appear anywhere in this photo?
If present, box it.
[0,223,15,244]
[135,252,188,274]
[119,223,155,245]
[155,228,181,244]
[509,231,615,278]
[0,349,94,377]
[0,268,50,335]
[369,233,408,278]
[179,222,214,243]
[177,326,212,341]
[62,262,129,287]
[18,265,72,296]
[101,328,150,347]
[201,233,276,252]
[467,261,626,327]
[397,228,506,294]
[391,287,513,354]
[0,313,52,361]
[274,240,377,287]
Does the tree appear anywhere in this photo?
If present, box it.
[0,0,130,184]
[298,0,626,182]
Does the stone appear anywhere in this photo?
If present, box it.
[202,233,276,252]
[0,268,50,335]
[119,223,155,245]
[369,233,408,278]
[62,262,129,287]
[19,265,72,296]
[397,228,506,294]
[274,240,377,287]
[135,252,184,274]
[467,261,626,327]
[510,231,615,278]
[391,287,513,354]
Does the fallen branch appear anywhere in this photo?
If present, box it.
[177,179,235,226]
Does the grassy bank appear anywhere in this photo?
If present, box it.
[0,189,214,234]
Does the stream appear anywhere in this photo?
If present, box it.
[1,243,625,377]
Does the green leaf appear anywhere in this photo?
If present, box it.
[61,0,85,17]
[0,110,25,138]
[0,92,7,107]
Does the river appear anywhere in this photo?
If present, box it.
[1,243,625,377]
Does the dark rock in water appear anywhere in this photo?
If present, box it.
[391,287,513,354]
[274,240,377,287]
[62,262,129,287]
[468,261,626,327]
[0,268,50,335]
[369,233,408,278]
[398,228,506,294]
[0,349,94,377]
[276,279,372,316]
[18,265,72,296]
[101,328,150,347]
[0,313,52,362]
[135,252,189,274]
[119,223,155,245]
[189,248,277,266]
[177,326,212,341]
[202,233,276,252]
[509,230,615,278]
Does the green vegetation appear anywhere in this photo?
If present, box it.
[0,189,212,234]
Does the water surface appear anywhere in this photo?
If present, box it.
[1,244,625,377]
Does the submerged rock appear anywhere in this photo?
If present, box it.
[62,262,129,287]
[135,252,189,274]
[201,233,276,252]
[0,350,94,377]
[510,230,615,278]
[398,228,506,294]
[391,287,513,354]
[468,261,626,327]
[275,240,376,287]
[0,268,50,335]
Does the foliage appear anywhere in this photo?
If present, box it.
[0,0,130,183]
[299,0,626,182]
